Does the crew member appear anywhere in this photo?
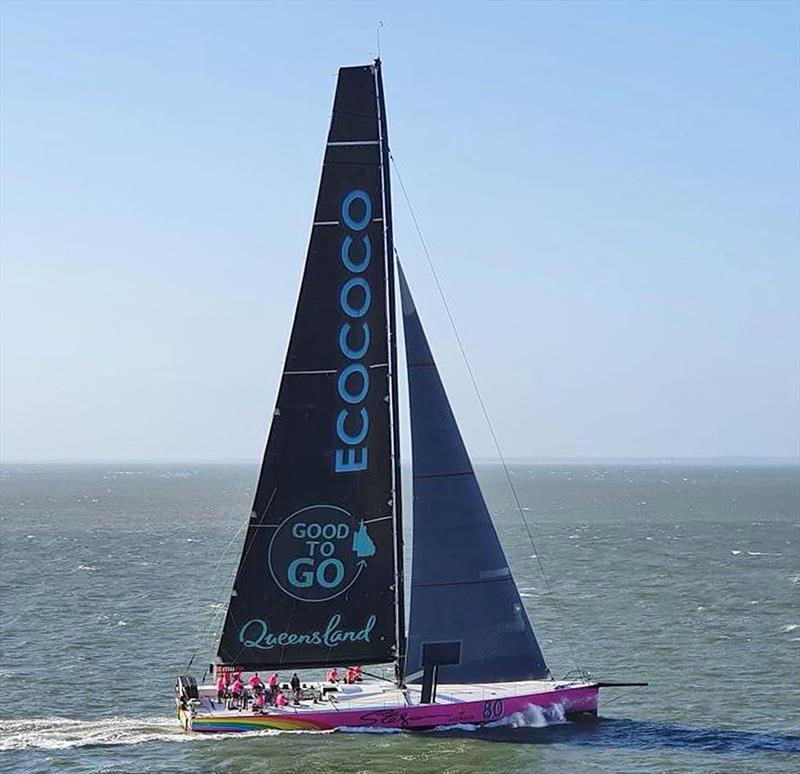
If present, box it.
[230,675,243,708]
[215,673,226,702]
[275,690,287,707]
[290,672,301,703]
[326,668,339,683]
[249,673,264,691]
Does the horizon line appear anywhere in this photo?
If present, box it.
[1,456,798,466]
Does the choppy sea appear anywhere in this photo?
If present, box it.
[0,462,798,773]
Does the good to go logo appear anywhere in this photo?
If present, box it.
[268,504,376,603]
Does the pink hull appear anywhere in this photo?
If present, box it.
[189,684,599,733]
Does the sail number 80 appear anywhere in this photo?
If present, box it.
[482,699,504,720]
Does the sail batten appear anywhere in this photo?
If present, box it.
[400,267,549,684]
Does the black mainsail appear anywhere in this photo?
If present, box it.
[398,267,550,684]
[217,63,402,671]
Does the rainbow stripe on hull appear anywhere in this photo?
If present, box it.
[190,714,326,733]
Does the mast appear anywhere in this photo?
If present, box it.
[374,58,406,686]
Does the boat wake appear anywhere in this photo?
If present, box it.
[0,716,343,750]
[0,716,194,751]
[0,716,271,751]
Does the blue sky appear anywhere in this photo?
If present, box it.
[1,0,798,461]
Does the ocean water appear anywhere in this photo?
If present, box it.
[0,462,798,773]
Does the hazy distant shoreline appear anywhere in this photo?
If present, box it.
[1,457,798,467]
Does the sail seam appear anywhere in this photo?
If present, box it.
[283,369,337,375]
[313,218,384,226]
[330,109,377,121]
[413,471,472,480]
[413,577,515,589]
[328,140,381,146]
[324,161,382,169]
[283,364,387,375]
[364,514,393,524]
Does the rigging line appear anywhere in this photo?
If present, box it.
[187,526,245,669]
[186,469,255,669]
[389,151,585,678]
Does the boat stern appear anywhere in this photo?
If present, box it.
[175,675,199,732]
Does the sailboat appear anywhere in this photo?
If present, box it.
[175,60,629,733]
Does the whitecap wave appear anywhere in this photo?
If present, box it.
[488,702,567,729]
[431,722,479,732]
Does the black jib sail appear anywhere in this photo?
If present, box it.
[217,63,402,671]
[399,267,550,684]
